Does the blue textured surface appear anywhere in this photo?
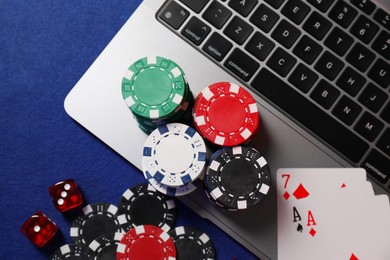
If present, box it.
[0,0,257,259]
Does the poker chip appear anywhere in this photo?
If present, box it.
[116,225,176,260]
[136,121,154,135]
[203,186,237,212]
[193,82,260,146]
[117,183,176,231]
[168,226,216,260]
[85,232,124,260]
[49,244,88,259]
[122,56,186,120]
[142,123,207,187]
[204,146,271,210]
[146,176,198,197]
[122,56,194,133]
[70,203,122,245]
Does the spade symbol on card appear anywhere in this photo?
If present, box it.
[293,183,310,200]
[296,223,303,232]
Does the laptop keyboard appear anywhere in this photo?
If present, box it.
[157,0,390,193]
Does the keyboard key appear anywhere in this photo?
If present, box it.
[374,8,390,31]
[351,0,376,15]
[310,79,340,109]
[332,95,362,125]
[224,16,253,45]
[288,63,319,93]
[203,32,233,61]
[358,83,388,113]
[381,102,390,124]
[328,1,358,29]
[336,67,366,96]
[362,149,390,184]
[228,0,258,17]
[324,27,353,56]
[271,19,301,48]
[181,16,211,45]
[368,59,390,89]
[251,68,369,163]
[293,35,323,65]
[315,51,344,80]
[303,11,332,40]
[350,15,380,44]
[372,31,390,60]
[377,128,390,156]
[281,0,310,25]
[264,0,285,9]
[224,48,259,81]
[354,112,384,141]
[346,43,376,72]
[245,31,275,61]
[307,0,335,12]
[250,4,280,33]
[267,47,297,77]
[202,1,232,29]
[159,1,190,29]
[179,0,209,13]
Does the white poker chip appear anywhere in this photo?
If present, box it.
[142,123,207,187]
[145,176,198,197]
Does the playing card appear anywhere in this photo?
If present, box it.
[278,195,390,260]
[276,168,386,260]
[276,168,367,203]
[286,181,374,205]
[278,181,375,235]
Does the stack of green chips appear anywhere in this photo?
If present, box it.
[121,56,194,134]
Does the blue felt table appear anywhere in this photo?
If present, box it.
[0,1,257,259]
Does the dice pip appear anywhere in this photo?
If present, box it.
[21,211,58,247]
[49,179,83,212]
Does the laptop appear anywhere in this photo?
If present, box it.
[64,0,390,259]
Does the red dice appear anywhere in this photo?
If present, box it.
[49,179,83,212]
[21,211,58,247]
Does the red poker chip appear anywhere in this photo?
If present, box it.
[193,82,260,146]
[116,225,176,260]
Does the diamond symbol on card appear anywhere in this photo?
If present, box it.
[293,184,310,200]
[349,253,359,260]
[283,191,290,200]
[341,183,346,189]
[309,228,316,237]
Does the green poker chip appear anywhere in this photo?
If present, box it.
[134,84,191,124]
[122,56,194,134]
[122,56,187,120]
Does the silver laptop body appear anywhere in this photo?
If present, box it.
[64,0,390,258]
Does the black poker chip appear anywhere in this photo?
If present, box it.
[70,203,122,245]
[204,146,271,210]
[168,226,216,260]
[117,183,176,232]
[202,179,234,211]
[203,186,238,212]
[49,244,88,259]
[85,232,124,260]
